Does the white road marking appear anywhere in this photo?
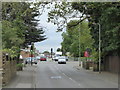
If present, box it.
[69,78,72,80]
[54,65,81,87]
[51,76,62,79]
[78,84,81,86]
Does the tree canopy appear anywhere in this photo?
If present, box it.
[47,2,120,59]
[61,20,94,57]
[2,2,47,57]
[71,2,120,57]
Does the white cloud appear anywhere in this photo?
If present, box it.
[34,5,66,53]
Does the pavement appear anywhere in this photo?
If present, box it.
[3,64,36,88]
[0,68,2,89]
[74,66,118,84]
[2,60,118,88]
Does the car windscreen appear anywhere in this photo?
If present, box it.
[59,56,66,59]
[41,56,46,58]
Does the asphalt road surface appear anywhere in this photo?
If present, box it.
[34,59,118,88]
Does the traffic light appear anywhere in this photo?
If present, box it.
[51,48,53,58]
[51,48,53,53]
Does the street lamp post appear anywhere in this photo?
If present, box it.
[79,23,81,67]
[93,22,101,73]
[98,23,101,73]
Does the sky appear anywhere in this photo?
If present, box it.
[34,8,63,53]
[33,3,81,53]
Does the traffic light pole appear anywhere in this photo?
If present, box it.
[30,43,34,66]
[30,50,32,66]
[51,48,53,59]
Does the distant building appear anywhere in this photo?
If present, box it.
[20,47,39,59]
[20,48,30,59]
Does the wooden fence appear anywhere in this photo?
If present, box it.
[104,56,119,73]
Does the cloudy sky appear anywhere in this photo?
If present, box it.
[34,8,63,53]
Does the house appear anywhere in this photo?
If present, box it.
[20,48,31,59]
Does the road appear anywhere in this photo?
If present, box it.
[3,59,118,88]
[33,59,118,88]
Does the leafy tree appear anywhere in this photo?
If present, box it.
[47,2,120,59]
[43,51,50,54]
[2,2,46,48]
[2,2,47,56]
[71,2,120,57]
[47,2,81,31]
[57,48,61,52]
[62,20,94,57]
[100,6,120,56]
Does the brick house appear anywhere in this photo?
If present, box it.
[20,48,31,59]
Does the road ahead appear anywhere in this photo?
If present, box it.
[34,60,118,88]
[4,59,118,88]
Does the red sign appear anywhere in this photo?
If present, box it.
[84,51,89,57]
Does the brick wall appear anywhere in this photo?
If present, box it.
[0,52,2,68]
[2,53,17,86]
[20,51,30,58]
[0,52,2,88]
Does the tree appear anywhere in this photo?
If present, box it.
[71,2,120,57]
[2,2,47,56]
[57,48,61,52]
[47,2,120,59]
[43,51,50,54]
[61,20,94,57]
[100,6,120,56]
[2,2,46,48]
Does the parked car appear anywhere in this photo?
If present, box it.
[25,57,38,64]
[58,56,66,64]
[40,56,47,61]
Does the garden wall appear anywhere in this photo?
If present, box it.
[2,53,17,86]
